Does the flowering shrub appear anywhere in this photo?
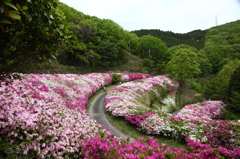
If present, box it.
[0,74,109,158]
[1,72,239,158]
[119,73,152,82]
[0,73,151,158]
[125,113,155,127]
[105,75,240,155]
[174,101,226,122]
[105,75,178,117]
[80,134,240,159]
[194,120,240,150]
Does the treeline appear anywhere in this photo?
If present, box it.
[56,3,173,74]
[184,20,240,119]
[57,3,129,68]
[136,20,240,119]
[132,29,206,50]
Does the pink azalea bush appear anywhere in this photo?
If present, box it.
[119,73,152,81]
[1,72,239,158]
[105,75,240,155]
[105,75,178,117]
[0,73,151,158]
[125,113,155,127]
[80,134,240,159]
[171,101,240,149]
[174,101,226,122]
[189,120,240,150]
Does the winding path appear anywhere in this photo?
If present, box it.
[88,92,128,139]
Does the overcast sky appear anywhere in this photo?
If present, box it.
[60,0,240,33]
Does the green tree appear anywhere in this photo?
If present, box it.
[166,49,201,85]
[112,74,122,84]
[136,35,169,72]
[168,44,199,55]
[57,3,130,68]
[132,29,206,49]
[214,59,240,98]
[204,45,232,74]
[94,40,119,66]
[203,20,240,74]
[57,3,100,67]
[198,50,212,76]
[169,44,212,76]
[0,0,66,75]
[226,66,240,119]
[94,19,128,66]
[123,31,139,55]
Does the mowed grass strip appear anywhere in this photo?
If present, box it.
[105,111,187,149]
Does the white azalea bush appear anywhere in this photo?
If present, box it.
[1,73,239,158]
[105,75,240,150]
[0,73,151,158]
[105,75,182,136]
[105,75,178,117]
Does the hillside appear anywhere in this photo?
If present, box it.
[2,0,239,77]
[132,29,206,50]
[75,53,145,73]
[203,20,240,74]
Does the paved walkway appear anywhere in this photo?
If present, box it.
[88,92,128,139]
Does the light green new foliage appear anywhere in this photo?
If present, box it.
[166,48,201,82]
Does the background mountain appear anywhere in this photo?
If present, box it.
[132,29,206,50]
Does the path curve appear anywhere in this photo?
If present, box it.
[88,92,128,139]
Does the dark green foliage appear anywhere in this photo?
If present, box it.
[198,50,212,76]
[193,60,240,100]
[0,73,22,87]
[57,3,100,67]
[94,19,128,66]
[227,66,240,115]
[26,60,77,74]
[221,109,240,120]
[134,35,169,73]
[204,45,233,74]
[213,59,240,98]
[0,133,33,158]
[0,0,67,75]
[94,40,119,66]
[132,29,206,50]
[111,74,122,84]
